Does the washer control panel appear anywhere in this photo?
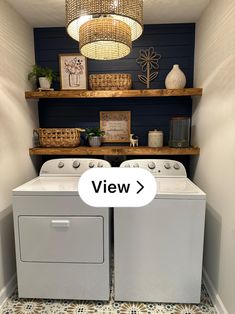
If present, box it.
[121,159,186,177]
[40,159,111,176]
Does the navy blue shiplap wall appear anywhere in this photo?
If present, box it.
[34,24,195,147]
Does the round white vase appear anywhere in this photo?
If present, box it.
[165,64,186,89]
[39,77,51,89]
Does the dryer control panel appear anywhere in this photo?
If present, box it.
[40,159,111,177]
[120,159,187,178]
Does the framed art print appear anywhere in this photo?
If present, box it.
[100,111,131,143]
[59,54,87,90]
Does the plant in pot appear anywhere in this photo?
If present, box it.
[86,128,105,147]
[28,65,56,90]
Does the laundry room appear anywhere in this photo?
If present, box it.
[0,0,234,313]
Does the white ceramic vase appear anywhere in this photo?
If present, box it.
[165,64,186,89]
[39,77,51,89]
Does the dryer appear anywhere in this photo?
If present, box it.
[13,158,111,301]
[114,159,206,303]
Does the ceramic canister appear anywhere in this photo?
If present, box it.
[148,129,163,147]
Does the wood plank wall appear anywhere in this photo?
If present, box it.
[34,24,195,166]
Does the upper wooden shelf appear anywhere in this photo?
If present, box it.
[29,146,200,156]
[25,88,202,99]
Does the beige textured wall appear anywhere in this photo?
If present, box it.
[192,0,235,312]
[0,0,39,292]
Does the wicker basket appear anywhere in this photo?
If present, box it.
[89,73,132,90]
[34,128,85,148]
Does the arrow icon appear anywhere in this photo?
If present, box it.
[136,181,144,194]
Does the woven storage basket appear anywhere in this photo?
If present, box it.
[34,128,85,148]
[89,73,132,90]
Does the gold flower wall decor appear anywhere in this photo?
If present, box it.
[136,47,161,89]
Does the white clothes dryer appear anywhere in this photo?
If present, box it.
[13,158,111,301]
[114,159,206,303]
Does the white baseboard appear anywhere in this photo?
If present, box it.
[203,268,228,314]
[0,274,16,309]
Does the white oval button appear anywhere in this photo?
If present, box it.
[78,168,157,208]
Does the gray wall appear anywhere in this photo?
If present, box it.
[191,0,235,312]
[0,0,39,302]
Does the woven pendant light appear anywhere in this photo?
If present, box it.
[80,18,131,60]
[66,0,143,60]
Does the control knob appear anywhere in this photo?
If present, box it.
[73,160,80,169]
[148,162,156,170]
[97,162,103,168]
[89,162,95,168]
[174,163,180,170]
[124,164,130,168]
[133,163,139,168]
[58,161,64,169]
[164,162,171,170]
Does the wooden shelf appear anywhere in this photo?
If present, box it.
[25,88,202,99]
[29,146,200,156]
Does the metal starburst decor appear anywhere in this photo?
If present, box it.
[136,47,161,89]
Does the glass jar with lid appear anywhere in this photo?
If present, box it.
[169,117,190,148]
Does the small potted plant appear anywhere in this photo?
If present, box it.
[28,65,56,90]
[86,128,105,147]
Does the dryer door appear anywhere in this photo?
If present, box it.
[18,216,104,263]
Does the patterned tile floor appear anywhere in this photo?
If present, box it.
[1,283,217,314]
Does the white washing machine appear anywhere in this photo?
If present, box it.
[115,159,206,303]
[13,158,111,301]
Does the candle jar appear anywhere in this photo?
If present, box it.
[148,130,163,147]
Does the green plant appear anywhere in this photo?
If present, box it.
[28,65,57,83]
[85,127,105,138]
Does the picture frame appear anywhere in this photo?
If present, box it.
[59,53,88,90]
[100,111,131,143]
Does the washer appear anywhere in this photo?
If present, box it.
[13,158,111,300]
[115,159,206,303]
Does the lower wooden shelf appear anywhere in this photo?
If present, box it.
[29,146,200,156]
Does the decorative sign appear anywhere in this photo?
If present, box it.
[100,111,131,143]
[59,54,87,90]
[136,47,161,89]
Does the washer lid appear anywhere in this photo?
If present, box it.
[156,178,206,199]
[13,176,80,196]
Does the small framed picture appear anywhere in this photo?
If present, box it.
[100,111,131,143]
[59,54,87,90]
